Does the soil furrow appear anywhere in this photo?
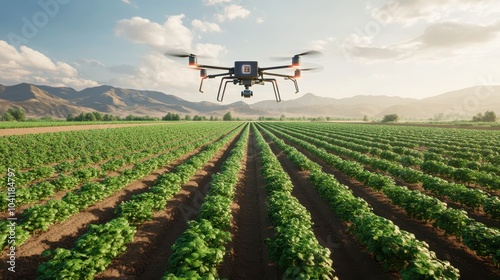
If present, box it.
[262,130,399,280]
[272,131,500,279]
[95,131,241,280]
[218,128,279,280]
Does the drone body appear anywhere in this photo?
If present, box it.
[168,51,320,102]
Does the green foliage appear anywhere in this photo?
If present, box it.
[163,112,181,120]
[254,125,335,279]
[382,113,399,123]
[257,123,462,279]
[2,107,26,121]
[37,218,136,280]
[223,111,232,121]
[2,111,15,121]
[472,110,497,122]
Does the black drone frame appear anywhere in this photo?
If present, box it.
[166,51,319,102]
[197,64,299,102]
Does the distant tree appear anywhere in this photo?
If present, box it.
[280,114,286,121]
[193,115,202,121]
[74,113,84,121]
[40,116,53,121]
[66,114,74,121]
[472,112,483,122]
[483,111,497,122]
[163,112,173,121]
[125,114,134,121]
[382,114,399,123]
[103,114,116,121]
[4,107,26,121]
[92,111,103,121]
[223,112,232,121]
[363,115,369,122]
[85,112,96,121]
[472,111,497,122]
[2,111,15,121]
[184,115,191,121]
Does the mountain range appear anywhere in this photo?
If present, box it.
[1,82,499,120]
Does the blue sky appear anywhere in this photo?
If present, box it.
[1,0,500,103]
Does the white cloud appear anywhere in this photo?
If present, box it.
[371,0,500,25]
[191,19,221,33]
[341,21,500,62]
[111,53,199,94]
[115,14,193,50]
[419,21,500,48]
[256,17,264,24]
[204,0,231,5]
[215,5,250,22]
[310,37,335,51]
[0,40,97,89]
[82,58,105,68]
[194,43,227,59]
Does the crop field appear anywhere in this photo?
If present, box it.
[0,121,499,279]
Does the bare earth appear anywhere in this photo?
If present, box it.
[0,123,168,136]
[1,124,499,279]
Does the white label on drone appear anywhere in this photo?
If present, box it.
[242,65,251,74]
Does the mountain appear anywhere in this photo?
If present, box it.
[0,83,499,120]
[0,83,93,117]
[375,86,500,119]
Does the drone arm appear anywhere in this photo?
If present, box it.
[260,71,294,78]
[207,72,232,79]
[197,64,233,71]
[260,65,292,71]
[262,72,299,94]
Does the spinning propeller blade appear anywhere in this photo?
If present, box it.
[164,51,195,58]
[300,66,323,72]
[270,50,322,61]
[164,50,210,58]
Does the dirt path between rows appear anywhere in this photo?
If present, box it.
[218,127,279,280]
[0,122,169,136]
[1,146,204,280]
[95,131,241,279]
[272,131,500,279]
[261,129,399,280]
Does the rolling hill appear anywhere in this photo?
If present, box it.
[0,83,499,120]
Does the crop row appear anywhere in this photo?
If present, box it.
[279,123,500,190]
[1,124,229,209]
[261,123,500,264]
[0,123,237,173]
[0,124,241,248]
[310,123,500,164]
[268,123,500,214]
[256,123,461,279]
[315,123,500,176]
[162,124,249,279]
[254,124,335,279]
[36,124,245,279]
[0,123,236,187]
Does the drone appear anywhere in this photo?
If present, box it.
[165,50,321,102]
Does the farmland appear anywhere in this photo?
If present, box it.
[1,122,499,279]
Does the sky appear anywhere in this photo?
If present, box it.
[1,0,500,104]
